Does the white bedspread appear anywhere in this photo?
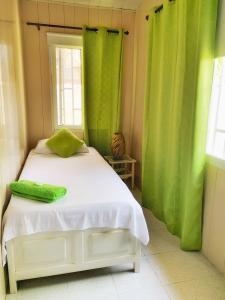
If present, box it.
[2,148,149,265]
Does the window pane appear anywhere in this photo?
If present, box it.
[74,110,82,126]
[207,57,225,159]
[213,132,225,159]
[55,46,82,128]
[217,58,225,130]
[62,49,72,89]
[73,49,81,67]
[73,84,81,109]
[64,89,73,125]
[217,96,225,131]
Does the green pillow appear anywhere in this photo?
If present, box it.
[46,128,83,158]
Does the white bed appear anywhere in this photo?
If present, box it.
[2,147,149,293]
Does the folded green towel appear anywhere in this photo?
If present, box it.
[9,180,67,203]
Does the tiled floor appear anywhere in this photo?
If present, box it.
[6,194,225,300]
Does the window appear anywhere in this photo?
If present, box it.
[207,57,225,160]
[48,33,83,129]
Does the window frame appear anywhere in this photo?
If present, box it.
[48,33,83,130]
[206,57,225,162]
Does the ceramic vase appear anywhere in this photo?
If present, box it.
[111,132,125,160]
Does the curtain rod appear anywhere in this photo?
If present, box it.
[145,0,175,20]
[155,4,163,14]
[26,22,129,35]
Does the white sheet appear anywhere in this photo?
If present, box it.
[2,148,149,265]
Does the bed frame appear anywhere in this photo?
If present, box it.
[7,228,141,293]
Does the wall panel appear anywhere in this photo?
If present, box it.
[121,11,135,152]
[99,8,113,27]
[74,6,89,27]
[0,0,28,297]
[21,0,136,150]
[132,0,161,187]
[202,164,225,276]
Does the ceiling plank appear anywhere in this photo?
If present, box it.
[31,0,142,11]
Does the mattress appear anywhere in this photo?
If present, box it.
[2,147,149,265]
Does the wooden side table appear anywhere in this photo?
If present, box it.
[104,155,136,190]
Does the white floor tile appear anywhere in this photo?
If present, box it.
[117,286,170,300]
[66,269,118,300]
[142,228,180,256]
[17,276,69,300]
[111,258,170,300]
[6,295,18,300]
[165,275,225,300]
[147,249,223,285]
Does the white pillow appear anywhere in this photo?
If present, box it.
[34,139,89,154]
[77,142,89,153]
[34,139,53,154]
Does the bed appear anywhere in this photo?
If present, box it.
[2,147,149,293]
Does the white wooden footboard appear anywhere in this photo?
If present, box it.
[7,228,141,294]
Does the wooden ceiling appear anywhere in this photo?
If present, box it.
[35,0,143,10]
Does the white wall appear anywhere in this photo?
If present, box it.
[202,163,225,276]
[0,0,28,297]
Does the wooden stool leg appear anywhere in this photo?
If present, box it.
[131,162,135,190]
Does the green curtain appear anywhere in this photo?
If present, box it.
[142,0,218,250]
[83,27,123,155]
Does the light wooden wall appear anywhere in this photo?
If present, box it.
[21,0,136,151]
[202,163,225,276]
[131,0,161,187]
[0,0,27,297]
